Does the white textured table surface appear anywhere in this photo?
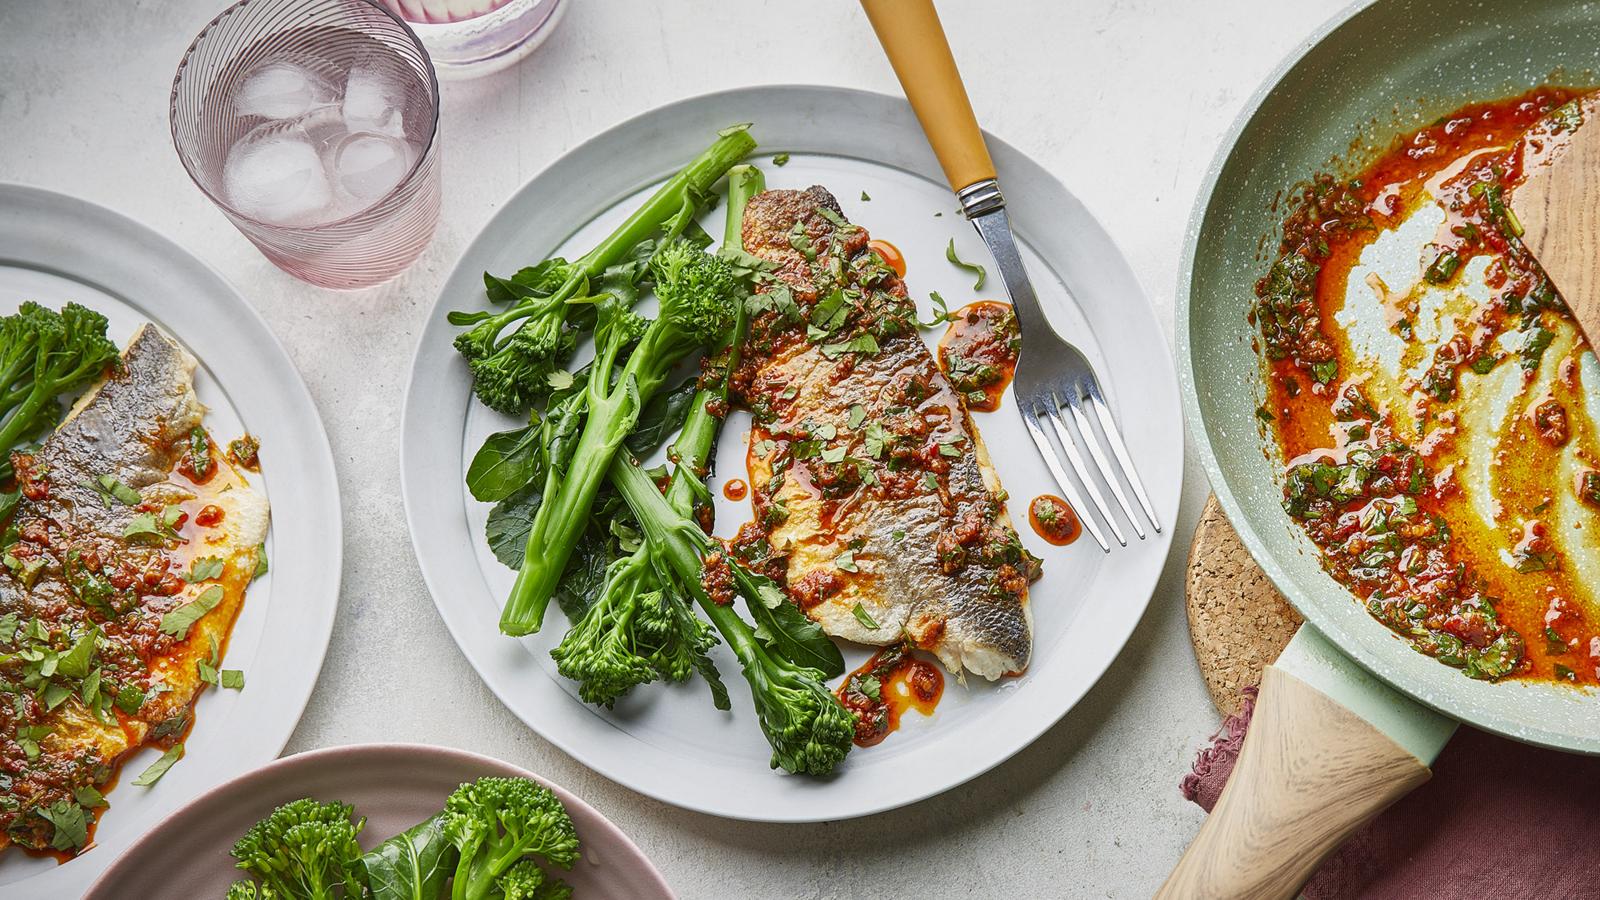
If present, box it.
[0,1,1344,896]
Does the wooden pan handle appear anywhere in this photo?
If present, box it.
[1155,665,1432,900]
[859,0,996,192]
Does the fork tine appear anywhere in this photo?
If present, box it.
[1063,388,1146,540]
[1042,396,1127,547]
[1020,404,1110,552]
[1085,382,1161,533]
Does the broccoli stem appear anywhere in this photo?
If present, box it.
[603,167,851,775]
[521,125,758,317]
[662,163,762,511]
[569,126,756,293]
[500,232,750,634]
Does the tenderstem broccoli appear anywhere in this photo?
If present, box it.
[499,242,746,636]
[441,777,578,900]
[229,798,365,900]
[603,166,855,775]
[450,126,756,415]
[0,302,119,480]
[610,453,856,776]
[547,166,767,706]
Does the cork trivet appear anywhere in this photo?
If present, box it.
[1185,495,1303,717]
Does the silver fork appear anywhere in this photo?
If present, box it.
[862,0,1160,552]
[964,184,1160,552]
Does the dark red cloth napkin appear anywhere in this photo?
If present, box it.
[1181,686,1600,899]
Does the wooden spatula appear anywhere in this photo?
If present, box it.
[1511,113,1600,343]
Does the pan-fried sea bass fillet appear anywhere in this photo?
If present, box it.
[0,325,268,854]
[734,187,1038,680]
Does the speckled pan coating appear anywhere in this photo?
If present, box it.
[1180,0,1600,753]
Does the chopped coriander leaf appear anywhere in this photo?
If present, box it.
[57,626,98,679]
[1555,664,1576,682]
[857,673,882,701]
[73,786,106,809]
[847,404,867,429]
[772,152,790,167]
[863,422,891,459]
[835,550,860,573]
[253,544,268,579]
[159,584,225,639]
[132,744,184,786]
[220,669,245,690]
[923,472,939,491]
[123,512,171,542]
[38,799,88,850]
[851,602,879,629]
[115,683,146,715]
[787,221,815,261]
[184,556,225,583]
[1424,249,1461,284]
[187,428,213,481]
[90,474,140,506]
[816,207,853,230]
[945,239,987,290]
[860,191,871,202]
[919,291,958,329]
[820,333,880,359]
[1519,324,1554,372]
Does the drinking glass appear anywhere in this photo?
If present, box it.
[170,0,442,290]
[379,0,565,79]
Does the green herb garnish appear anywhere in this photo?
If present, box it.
[945,239,987,289]
[158,584,225,639]
[132,744,184,786]
[851,602,879,630]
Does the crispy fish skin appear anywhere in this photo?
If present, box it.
[0,325,268,853]
[738,188,1035,680]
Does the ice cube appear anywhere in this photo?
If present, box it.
[223,124,335,226]
[342,64,406,137]
[331,132,413,212]
[234,62,337,120]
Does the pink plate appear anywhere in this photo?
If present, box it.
[85,743,673,898]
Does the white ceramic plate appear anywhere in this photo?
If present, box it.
[0,185,341,894]
[400,86,1182,822]
[84,743,673,899]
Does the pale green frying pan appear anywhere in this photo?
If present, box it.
[1169,0,1600,896]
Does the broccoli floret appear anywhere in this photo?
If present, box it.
[229,798,365,900]
[550,550,718,707]
[224,881,277,900]
[743,643,857,775]
[650,241,744,342]
[0,302,119,479]
[457,313,578,417]
[442,777,579,900]
[497,859,573,900]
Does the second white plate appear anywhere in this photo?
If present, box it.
[400,86,1182,822]
[0,185,341,894]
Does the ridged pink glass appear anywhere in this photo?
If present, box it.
[170,0,442,290]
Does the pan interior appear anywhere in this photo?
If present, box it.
[1183,0,1600,752]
